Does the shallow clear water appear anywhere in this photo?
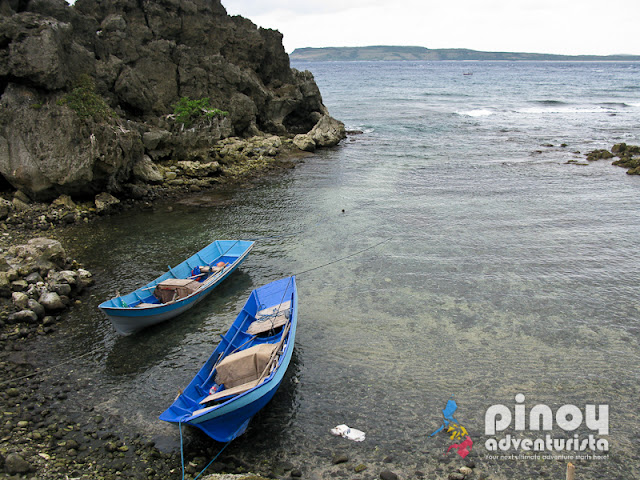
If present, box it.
[43,61,640,479]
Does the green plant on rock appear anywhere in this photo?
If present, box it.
[172,96,228,127]
[59,74,115,122]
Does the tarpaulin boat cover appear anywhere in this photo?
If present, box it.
[215,343,279,389]
[154,279,200,303]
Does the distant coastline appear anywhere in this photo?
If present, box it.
[290,45,640,62]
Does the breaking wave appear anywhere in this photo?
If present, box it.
[456,109,494,117]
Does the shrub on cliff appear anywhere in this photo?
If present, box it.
[172,97,228,127]
[58,75,116,122]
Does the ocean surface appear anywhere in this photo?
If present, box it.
[46,61,640,479]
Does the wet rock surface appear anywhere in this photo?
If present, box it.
[0,357,179,479]
[0,130,320,244]
[585,143,640,174]
[0,238,93,342]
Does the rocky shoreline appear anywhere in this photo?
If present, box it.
[0,237,93,341]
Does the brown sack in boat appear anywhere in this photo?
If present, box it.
[154,279,200,303]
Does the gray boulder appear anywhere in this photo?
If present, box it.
[293,134,316,152]
[7,238,66,269]
[50,283,72,297]
[13,190,31,203]
[12,291,29,310]
[76,268,94,291]
[94,192,120,214]
[0,198,12,219]
[142,130,170,150]
[309,115,346,148]
[11,279,28,292]
[4,453,30,474]
[51,194,76,210]
[24,272,44,284]
[11,197,30,212]
[176,161,221,178]
[133,155,164,183]
[0,272,11,297]
[38,291,66,312]
[49,270,77,286]
[7,309,39,324]
[27,299,46,319]
[379,470,398,480]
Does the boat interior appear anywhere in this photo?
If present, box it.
[166,300,293,419]
[123,255,236,308]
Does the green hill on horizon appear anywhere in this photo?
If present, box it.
[290,45,640,62]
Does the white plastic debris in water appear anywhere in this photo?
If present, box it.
[331,424,366,442]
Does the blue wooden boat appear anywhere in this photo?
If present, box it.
[99,240,254,335]
[159,276,297,443]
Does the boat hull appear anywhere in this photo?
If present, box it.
[99,240,254,335]
[160,276,297,442]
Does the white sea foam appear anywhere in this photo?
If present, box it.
[517,106,610,115]
[456,109,493,117]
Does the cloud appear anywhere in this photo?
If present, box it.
[225,0,640,55]
[224,0,387,17]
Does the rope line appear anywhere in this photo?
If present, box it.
[294,237,391,276]
[0,344,105,387]
[179,420,231,480]
[246,212,336,242]
[193,440,231,480]
[179,421,185,480]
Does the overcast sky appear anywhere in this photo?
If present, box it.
[222,0,640,56]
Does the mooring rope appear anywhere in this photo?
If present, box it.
[179,420,232,480]
[179,421,185,480]
[294,237,391,276]
[0,344,106,387]
[193,440,232,480]
[246,211,337,242]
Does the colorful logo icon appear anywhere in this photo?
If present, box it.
[430,396,473,458]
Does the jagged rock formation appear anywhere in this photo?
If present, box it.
[0,0,345,200]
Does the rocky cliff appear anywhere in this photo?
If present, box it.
[0,0,345,201]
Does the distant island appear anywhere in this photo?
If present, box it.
[290,45,640,62]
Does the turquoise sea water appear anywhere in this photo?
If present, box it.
[47,61,639,479]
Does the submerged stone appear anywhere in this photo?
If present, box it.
[5,453,31,474]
